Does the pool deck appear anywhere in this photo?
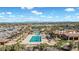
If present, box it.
[21,34,41,44]
[21,33,57,46]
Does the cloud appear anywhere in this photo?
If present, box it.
[65,8,75,12]
[16,15,25,18]
[0,15,3,17]
[20,15,25,17]
[55,16,59,18]
[26,7,34,9]
[31,10,43,15]
[64,15,77,20]
[21,7,25,9]
[0,12,5,14]
[40,15,46,17]
[64,15,71,19]
[0,18,33,20]
[21,7,34,10]
[0,12,12,15]
[6,12,12,14]
[76,16,79,19]
[23,18,33,20]
[9,15,15,17]
[75,13,79,15]
[47,16,53,18]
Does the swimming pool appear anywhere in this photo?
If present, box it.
[30,36,41,42]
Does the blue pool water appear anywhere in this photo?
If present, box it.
[30,36,41,42]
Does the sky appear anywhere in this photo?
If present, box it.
[0,7,79,23]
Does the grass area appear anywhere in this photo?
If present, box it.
[0,43,26,51]
[54,40,72,49]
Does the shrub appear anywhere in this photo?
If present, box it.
[0,44,26,51]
